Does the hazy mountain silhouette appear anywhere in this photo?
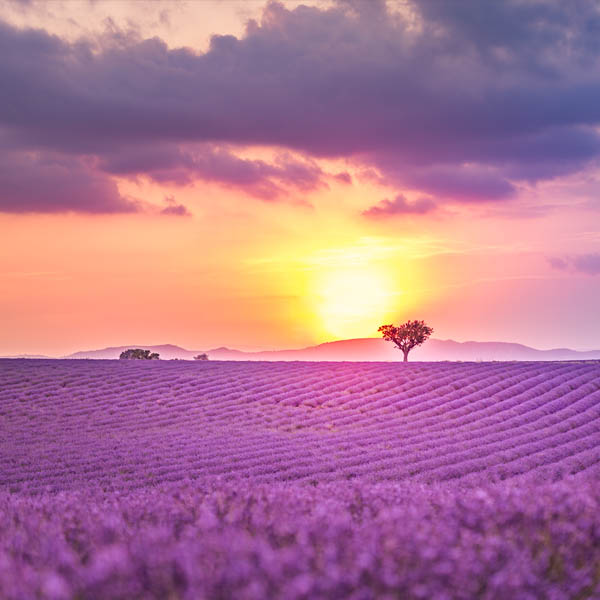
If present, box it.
[1,354,53,359]
[66,344,196,360]
[59,339,600,362]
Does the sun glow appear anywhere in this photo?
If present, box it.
[313,268,397,340]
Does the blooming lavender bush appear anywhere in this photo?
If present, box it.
[1,359,599,598]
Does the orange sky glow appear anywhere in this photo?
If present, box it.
[1,0,599,355]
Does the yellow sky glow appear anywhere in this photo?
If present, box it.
[311,267,397,339]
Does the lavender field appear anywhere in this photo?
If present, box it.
[1,359,600,599]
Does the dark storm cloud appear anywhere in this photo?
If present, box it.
[2,0,600,212]
[363,194,436,218]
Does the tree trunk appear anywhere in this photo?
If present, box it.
[403,350,409,362]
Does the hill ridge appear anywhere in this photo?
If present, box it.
[60,338,600,361]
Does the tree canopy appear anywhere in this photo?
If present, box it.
[378,320,433,362]
[119,349,160,360]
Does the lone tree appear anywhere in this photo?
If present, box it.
[193,353,209,361]
[119,348,160,360]
[378,320,433,362]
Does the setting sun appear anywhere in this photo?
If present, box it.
[313,268,396,339]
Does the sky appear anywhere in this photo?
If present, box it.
[1,0,600,356]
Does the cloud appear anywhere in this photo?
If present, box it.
[548,253,600,275]
[160,204,191,216]
[4,0,34,8]
[160,195,191,217]
[372,160,517,202]
[2,1,600,210]
[99,145,326,200]
[363,194,436,218]
[0,152,139,213]
[547,257,569,270]
[573,253,600,275]
[334,172,352,185]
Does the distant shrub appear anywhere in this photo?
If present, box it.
[119,349,160,360]
[194,353,209,361]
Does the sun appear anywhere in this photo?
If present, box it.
[312,268,396,340]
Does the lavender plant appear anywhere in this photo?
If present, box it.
[1,359,599,598]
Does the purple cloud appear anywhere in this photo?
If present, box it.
[371,160,517,203]
[0,152,139,214]
[334,172,352,185]
[547,257,569,271]
[573,253,600,275]
[363,194,436,218]
[548,254,600,275]
[100,145,326,200]
[2,1,600,211]
[160,195,191,217]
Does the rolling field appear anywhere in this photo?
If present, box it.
[1,359,600,599]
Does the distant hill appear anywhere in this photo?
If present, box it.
[59,338,600,362]
[0,354,52,359]
[65,344,198,360]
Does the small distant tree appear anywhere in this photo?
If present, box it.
[194,353,209,361]
[119,348,160,360]
[378,320,433,362]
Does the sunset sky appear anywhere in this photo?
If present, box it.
[1,0,600,356]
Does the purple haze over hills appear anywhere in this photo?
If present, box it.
[47,338,600,361]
